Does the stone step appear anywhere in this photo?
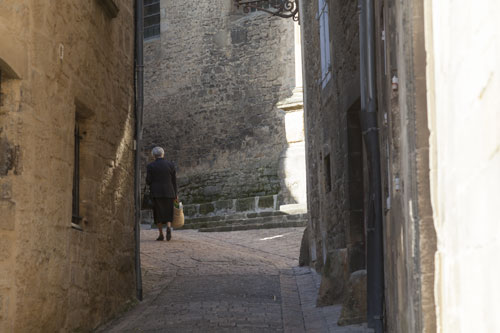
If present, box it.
[180,213,308,231]
[279,203,308,215]
[184,210,287,225]
[198,220,307,232]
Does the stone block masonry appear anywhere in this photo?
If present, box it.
[177,163,281,204]
[300,0,361,278]
[0,1,136,332]
[299,0,439,331]
[142,1,296,205]
[142,194,279,224]
[186,195,278,218]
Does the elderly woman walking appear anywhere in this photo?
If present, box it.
[146,147,178,241]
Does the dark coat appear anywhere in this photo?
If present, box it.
[146,158,177,198]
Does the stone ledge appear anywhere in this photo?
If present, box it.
[185,211,286,224]
[279,203,308,215]
[181,194,279,218]
[198,220,307,232]
[182,213,308,231]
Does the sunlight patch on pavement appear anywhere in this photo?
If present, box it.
[260,234,285,241]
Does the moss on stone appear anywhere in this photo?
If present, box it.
[258,195,275,209]
[235,197,255,212]
[198,203,215,215]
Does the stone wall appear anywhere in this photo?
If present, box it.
[425,1,500,332]
[300,0,437,330]
[142,0,296,204]
[0,0,136,331]
[299,0,362,304]
[375,0,437,331]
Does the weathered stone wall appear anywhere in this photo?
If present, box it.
[0,0,136,331]
[300,0,437,330]
[375,0,437,331]
[425,1,500,332]
[299,0,362,305]
[143,0,295,204]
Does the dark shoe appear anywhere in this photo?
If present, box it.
[156,234,164,241]
[166,227,171,241]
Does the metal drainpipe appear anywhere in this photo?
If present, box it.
[359,0,384,331]
[134,0,144,301]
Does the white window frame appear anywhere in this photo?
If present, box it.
[317,0,331,88]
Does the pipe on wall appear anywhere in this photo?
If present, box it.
[359,0,384,331]
[134,0,144,301]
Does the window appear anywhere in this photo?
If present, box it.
[72,121,82,229]
[317,0,331,88]
[144,0,160,40]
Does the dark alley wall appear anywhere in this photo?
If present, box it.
[300,0,362,310]
[300,0,436,331]
[375,1,436,331]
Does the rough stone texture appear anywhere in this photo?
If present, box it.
[0,1,136,332]
[317,248,349,307]
[299,0,363,314]
[142,0,296,205]
[338,270,367,326]
[300,0,361,272]
[258,195,275,209]
[375,0,437,332]
[156,195,277,222]
[176,167,282,204]
[425,1,500,332]
[0,137,18,176]
[236,197,256,212]
[300,0,438,332]
[199,202,216,215]
[298,226,310,267]
[216,199,234,211]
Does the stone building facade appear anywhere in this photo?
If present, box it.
[375,1,436,331]
[298,0,435,331]
[299,0,365,294]
[298,0,367,313]
[299,0,500,332]
[142,0,304,212]
[0,1,137,332]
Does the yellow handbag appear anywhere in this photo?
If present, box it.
[172,201,185,228]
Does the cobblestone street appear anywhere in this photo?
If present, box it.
[98,227,372,333]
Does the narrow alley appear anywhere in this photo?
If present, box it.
[97,227,372,333]
[1,1,499,332]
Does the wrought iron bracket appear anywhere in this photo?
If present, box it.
[234,0,299,21]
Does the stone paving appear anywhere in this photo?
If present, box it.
[97,227,373,332]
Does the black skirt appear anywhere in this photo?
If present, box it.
[152,198,174,224]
